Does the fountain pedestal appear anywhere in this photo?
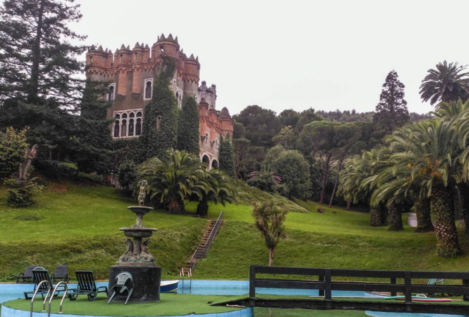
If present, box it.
[108,206,161,303]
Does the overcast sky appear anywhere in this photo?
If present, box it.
[72,0,469,116]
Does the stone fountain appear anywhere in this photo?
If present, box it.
[108,180,161,302]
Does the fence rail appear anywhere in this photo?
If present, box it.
[250,265,469,303]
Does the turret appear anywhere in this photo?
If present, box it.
[86,45,110,69]
[153,33,180,60]
[116,44,131,66]
[142,44,150,63]
[199,98,209,137]
[131,43,143,94]
[218,107,234,135]
[183,54,200,95]
[132,42,143,64]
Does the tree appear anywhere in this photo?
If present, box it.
[383,119,463,256]
[273,126,295,149]
[75,81,113,174]
[196,169,237,216]
[139,149,205,213]
[252,200,287,266]
[0,127,29,179]
[177,96,199,155]
[271,150,311,200]
[218,135,236,178]
[420,61,469,106]
[233,105,282,148]
[295,108,323,133]
[0,0,86,106]
[141,59,178,160]
[372,70,409,138]
[279,109,300,128]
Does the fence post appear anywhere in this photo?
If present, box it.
[249,266,256,298]
[404,272,412,309]
[463,273,469,302]
[319,275,324,297]
[325,269,332,301]
[390,277,397,297]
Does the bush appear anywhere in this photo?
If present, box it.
[4,177,43,207]
[118,161,137,190]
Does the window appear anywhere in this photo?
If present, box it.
[144,80,152,100]
[157,115,162,130]
[89,56,93,66]
[114,114,120,137]
[108,85,115,101]
[134,52,137,62]
[120,54,123,63]
[112,110,143,139]
[121,119,127,137]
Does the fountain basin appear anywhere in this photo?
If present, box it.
[128,206,153,216]
[120,228,157,238]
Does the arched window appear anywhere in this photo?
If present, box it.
[114,121,120,137]
[108,85,115,101]
[145,81,152,100]
[89,56,93,66]
[121,119,127,137]
[134,52,137,62]
[136,118,142,136]
[202,155,210,165]
[211,160,219,169]
[136,112,142,136]
[120,54,123,63]
[128,119,134,136]
[156,115,162,131]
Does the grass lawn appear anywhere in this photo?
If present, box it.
[1,177,469,283]
[195,199,469,279]
[0,181,207,281]
[4,293,245,316]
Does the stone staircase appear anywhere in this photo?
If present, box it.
[180,212,224,277]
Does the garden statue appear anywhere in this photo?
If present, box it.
[138,180,148,206]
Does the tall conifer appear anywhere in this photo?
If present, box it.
[372,71,409,137]
[177,96,200,155]
[219,135,236,178]
[141,59,178,160]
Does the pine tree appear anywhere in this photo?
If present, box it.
[219,135,236,178]
[0,0,86,106]
[177,96,199,155]
[372,71,410,137]
[141,58,178,160]
[75,81,113,174]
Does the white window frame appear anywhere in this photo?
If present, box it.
[144,78,153,100]
[108,83,116,101]
[112,109,143,139]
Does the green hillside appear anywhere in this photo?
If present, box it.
[1,180,468,282]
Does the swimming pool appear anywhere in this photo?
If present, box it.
[1,281,467,317]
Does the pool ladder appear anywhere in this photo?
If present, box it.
[179,269,192,293]
[30,280,68,317]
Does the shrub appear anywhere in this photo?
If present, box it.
[4,177,43,207]
[118,161,137,190]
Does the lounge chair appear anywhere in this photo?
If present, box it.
[427,278,452,297]
[16,265,38,283]
[68,270,108,301]
[24,267,65,299]
[51,265,69,283]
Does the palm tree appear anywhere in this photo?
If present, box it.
[420,61,469,106]
[196,169,238,216]
[139,149,206,213]
[385,119,462,257]
[252,200,287,266]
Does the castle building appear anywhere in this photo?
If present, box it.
[85,34,233,168]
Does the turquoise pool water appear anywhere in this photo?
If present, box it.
[1,281,467,317]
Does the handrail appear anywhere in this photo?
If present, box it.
[48,281,68,316]
[203,211,224,252]
[30,280,52,317]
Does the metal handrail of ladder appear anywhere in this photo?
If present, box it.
[30,280,52,317]
[48,281,68,317]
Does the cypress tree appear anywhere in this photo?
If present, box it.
[141,58,178,160]
[177,96,199,155]
[75,81,113,174]
[219,135,236,178]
